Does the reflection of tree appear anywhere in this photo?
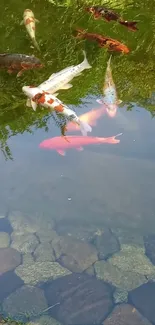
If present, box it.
[0,0,154,159]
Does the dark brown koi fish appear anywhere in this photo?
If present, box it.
[85,6,138,31]
[75,29,130,54]
[0,53,43,77]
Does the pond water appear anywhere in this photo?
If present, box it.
[0,0,155,324]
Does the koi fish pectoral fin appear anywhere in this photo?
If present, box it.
[57,150,66,156]
[76,147,84,151]
[35,19,40,23]
[20,20,24,25]
[117,99,123,105]
[96,98,104,104]
[26,98,32,107]
[31,100,37,111]
[60,83,73,90]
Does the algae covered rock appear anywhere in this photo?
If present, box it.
[0,232,10,248]
[27,315,62,325]
[11,232,39,254]
[109,244,155,275]
[34,243,55,262]
[0,247,21,274]
[93,228,120,259]
[113,288,128,304]
[52,236,98,272]
[15,261,71,285]
[112,228,144,248]
[2,285,48,321]
[36,229,59,244]
[104,304,152,325]
[94,260,147,291]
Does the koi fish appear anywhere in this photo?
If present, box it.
[20,9,40,51]
[22,86,92,136]
[26,51,91,108]
[75,29,130,54]
[67,107,105,131]
[0,53,43,77]
[39,133,122,156]
[85,6,138,32]
[96,56,122,118]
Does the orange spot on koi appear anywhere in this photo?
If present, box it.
[47,98,54,104]
[25,18,34,25]
[32,93,45,104]
[55,104,64,112]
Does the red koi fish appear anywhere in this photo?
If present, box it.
[85,6,138,32]
[67,107,105,132]
[39,133,122,156]
[75,29,130,54]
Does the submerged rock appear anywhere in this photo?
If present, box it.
[104,304,152,325]
[93,228,120,259]
[113,288,128,304]
[8,212,55,235]
[56,224,101,242]
[36,229,59,244]
[112,228,144,248]
[85,265,95,276]
[144,234,155,265]
[11,232,39,254]
[0,232,10,248]
[0,217,13,234]
[44,273,114,325]
[109,244,155,276]
[34,243,55,262]
[3,285,48,321]
[94,260,147,291]
[15,261,71,285]
[52,236,98,272]
[0,247,21,274]
[0,271,24,303]
[22,253,34,264]
[27,315,62,325]
[128,282,155,324]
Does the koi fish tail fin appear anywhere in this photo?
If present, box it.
[119,20,138,31]
[107,54,112,68]
[79,120,92,136]
[103,132,122,144]
[75,28,86,39]
[32,38,40,51]
[82,50,92,69]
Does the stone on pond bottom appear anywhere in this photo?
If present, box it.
[2,285,48,321]
[15,261,71,285]
[0,271,24,303]
[128,282,155,324]
[44,273,114,325]
[0,247,21,274]
[103,304,152,325]
[0,232,10,248]
[93,228,120,259]
[52,236,98,272]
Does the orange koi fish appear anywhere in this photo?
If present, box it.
[39,134,122,156]
[67,107,105,131]
[86,6,138,31]
[75,29,130,54]
[20,9,40,51]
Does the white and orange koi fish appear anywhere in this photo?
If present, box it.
[20,9,40,51]
[97,56,122,118]
[22,86,92,136]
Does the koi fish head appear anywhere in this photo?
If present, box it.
[85,6,95,13]
[24,9,34,18]
[105,103,118,118]
[22,86,40,98]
